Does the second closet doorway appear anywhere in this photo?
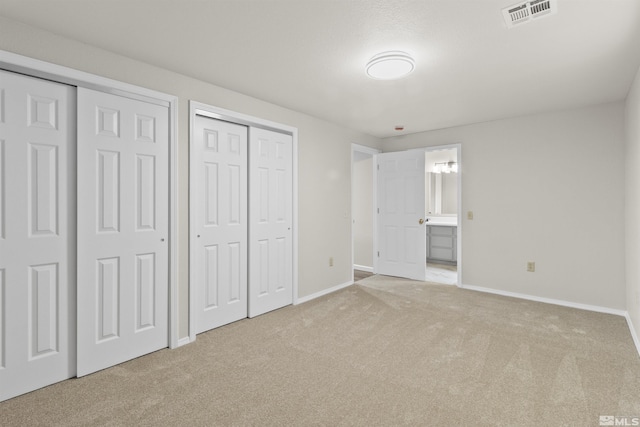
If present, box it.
[190,103,296,337]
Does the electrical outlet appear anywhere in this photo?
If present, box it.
[467,211,474,220]
[527,262,535,272]
[329,257,334,267]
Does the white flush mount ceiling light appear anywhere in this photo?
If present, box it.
[366,51,415,80]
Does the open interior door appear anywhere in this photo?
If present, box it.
[376,150,427,281]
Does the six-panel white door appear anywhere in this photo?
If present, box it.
[0,70,76,401]
[377,150,427,281]
[76,88,169,377]
[193,115,248,333]
[248,128,293,317]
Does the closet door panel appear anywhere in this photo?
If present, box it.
[193,116,248,333]
[77,87,169,377]
[0,70,76,402]
[248,128,293,317]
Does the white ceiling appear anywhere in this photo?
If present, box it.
[1,0,639,138]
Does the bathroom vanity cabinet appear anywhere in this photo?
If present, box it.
[426,225,457,264]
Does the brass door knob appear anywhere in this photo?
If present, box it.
[419,218,424,225]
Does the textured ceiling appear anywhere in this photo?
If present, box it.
[1,0,639,138]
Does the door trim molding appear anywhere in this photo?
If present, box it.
[188,101,299,343]
[0,49,181,349]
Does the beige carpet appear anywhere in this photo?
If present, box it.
[2,275,639,426]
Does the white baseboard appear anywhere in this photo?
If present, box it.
[173,336,192,348]
[353,264,373,273]
[460,283,627,317]
[295,281,353,305]
[624,312,640,358]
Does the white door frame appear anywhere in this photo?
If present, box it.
[351,143,380,281]
[374,143,462,286]
[0,50,181,348]
[189,101,299,343]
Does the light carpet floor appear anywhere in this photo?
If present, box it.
[1,275,639,426]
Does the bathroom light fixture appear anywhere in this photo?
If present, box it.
[366,51,415,80]
[433,161,458,174]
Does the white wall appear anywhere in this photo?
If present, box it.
[0,17,381,339]
[625,64,640,342]
[384,103,626,310]
[353,155,373,269]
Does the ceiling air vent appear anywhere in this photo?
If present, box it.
[502,0,557,28]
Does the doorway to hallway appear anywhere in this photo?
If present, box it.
[351,144,379,281]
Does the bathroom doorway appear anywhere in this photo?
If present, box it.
[424,146,460,285]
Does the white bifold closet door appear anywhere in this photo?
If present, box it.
[76,88,169,377]
[248,127,293,318]
[0,70,76,401]
[193,115,248,333]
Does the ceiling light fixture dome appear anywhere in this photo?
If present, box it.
[366,51,415,80]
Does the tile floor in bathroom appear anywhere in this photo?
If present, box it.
[354,262,458,285]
